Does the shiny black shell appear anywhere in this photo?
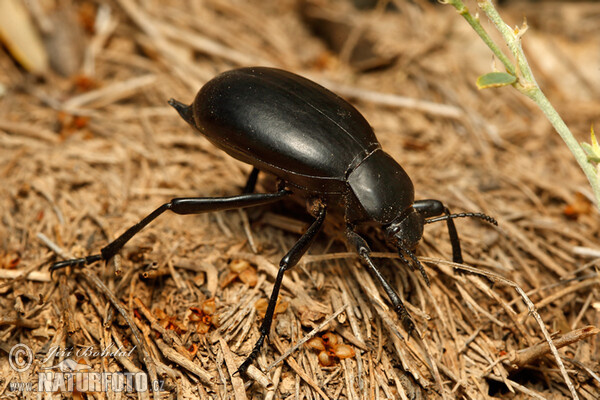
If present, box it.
[187,67,414,224]
[191,67,380,193]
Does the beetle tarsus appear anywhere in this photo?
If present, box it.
[235,336,265,375]
[399,308,416,338]
[50,254,103,272]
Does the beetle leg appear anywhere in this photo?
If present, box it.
[50,190,291,272]
[346,230,416,337]
[413,199,463,264]
[415,200,498,284]
[236,204,327,375]
[242,167,260,194]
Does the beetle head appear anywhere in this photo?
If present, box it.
[384,206,431,286]
[385,207,424,251]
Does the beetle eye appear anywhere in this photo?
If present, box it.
[394,228,421,251]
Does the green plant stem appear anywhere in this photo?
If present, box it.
[477,0,600,207]
[526,88,600,206]
[445,0,515,75]
[446,0,600,209]
[476,1,530,81]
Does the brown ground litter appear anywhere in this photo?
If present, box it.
[1,1,599,399]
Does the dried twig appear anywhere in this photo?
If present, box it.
[155,339,213,387]
[62,74,157,110]
[133,297,183,347]
[317,78,464,120]
[4,1,600,398]
[0,120,59,143]
[271,335,331,400]
[219,338,249,400]
[508,325,600,370]
[80,270,163,400]
[422,257,579,399]
[0,268,50,282]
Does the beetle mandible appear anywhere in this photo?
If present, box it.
[51,67,497,374]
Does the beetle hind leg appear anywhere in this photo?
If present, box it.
[236,204,327,375]
[50,190,290,272]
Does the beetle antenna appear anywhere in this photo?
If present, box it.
[425,212,497,226]
[397,242,430,287]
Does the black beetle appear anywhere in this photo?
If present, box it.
[51,67,496,374]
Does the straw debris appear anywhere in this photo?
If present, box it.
[1,0,599,399]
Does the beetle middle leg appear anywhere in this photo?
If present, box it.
[346,229,416,336]
[242,167,260,194]
[236,203,327,374]
[414,199,497,276]
[50,190,290,271]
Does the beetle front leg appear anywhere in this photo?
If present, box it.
[236,204,327,375]
[50,190,290,272]
[413,199,463,264]
[346,229,416,337]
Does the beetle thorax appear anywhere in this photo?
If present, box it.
[345,150,415,225]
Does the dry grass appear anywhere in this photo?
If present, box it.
[1,0,599,399]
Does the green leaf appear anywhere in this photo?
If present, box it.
[581,125,600,163]
[590,125,600,153]
[582,143,600,163]
[476,72,517,89]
